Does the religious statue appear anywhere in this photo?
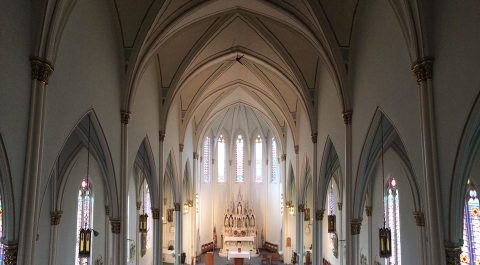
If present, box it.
[250,215,255,227]
[237,202,242,215]
[229,214,234,227]
[224,214,229,227]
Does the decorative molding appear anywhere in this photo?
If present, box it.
[110,219,121,234]
[120,110,131,125]
[174,202,181,211]
[411,57,434,83]
[316,209,325,221]
[179,144,184,152]
[342,111,353,125]
[294,145,299,154]
[159,131,165,142]
[193,152,198,159]
[445,244,462,265]
[298,204,305,212]
[311,132,318,143]
[136,202,142,211]
[337,202,343,211]
[413,211,425,226]
[365,206,372,217]
[151,208,160,219]
[351,219,362,235]
[3,242,18,265]
[30,56,54,84]
[50,210,63,226]
[105,205,110,216]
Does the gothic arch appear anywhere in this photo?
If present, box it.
[318,137,342,210]
[0,133,16,242]
[300,156,312,205]
[352,109,422,219]
[164,151,179,203]
[449,91,480,244]
[134,137,158,208]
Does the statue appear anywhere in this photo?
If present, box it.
[250,215,255,227]
[229,214,234,227]
[224,214,229,227]
[237,202,242,215]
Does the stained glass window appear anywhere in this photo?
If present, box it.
[143,182,152,250]
[385,178,401,265]
[461,187,480,265]
[218,135,226,183]
[76,179,93,265]
[271,138,279,183]
[255,135,263,183]
[328,182,335,249]
[203,137,210,183]
[235,135,244,183]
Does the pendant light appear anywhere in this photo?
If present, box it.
[79,115,92,258]
[379,115,392,258]
[328,183,336,233]
[139,179,148,233]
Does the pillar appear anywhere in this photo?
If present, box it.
[192,151,199,264]
[350,218,362,265]
[120,111,130,265]
[338,202,344,265]
[174,202,182,265]
[110,218,121,265]
[281,153,288,257]
[3,242,18,265]
[136,201,142,264]
[343,111,353,265]
[311,132,319,265]
[412,57,446,264]
[365,207,372,265]
[315,209,324,264]
[48,210,62,265]
[157,131,166,265]
[105,206,110,265]
[414,211,427,265]
[18,57,53,264]
[152,208,161,265]
[445,243,462,265]
[294,145,304,265]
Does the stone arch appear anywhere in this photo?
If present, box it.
[318,137,342,210]
[134,137,158,208]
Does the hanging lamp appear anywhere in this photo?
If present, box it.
[79,116,92,258]
[378,116,392,258]
[328,183,336,233]
[139,180,148,233]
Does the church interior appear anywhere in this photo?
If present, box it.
[1,0,480,265]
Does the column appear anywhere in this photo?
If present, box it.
[294,145,304,265]
[157,130,165,265]
[110,218,121,265]
[136,201,141,264]
[120,111,130,265]
[174,202,182,265]
[192,152,199,265]
[105,206,110,265]
[365,207,372,265]
[412,57,446,263]
[350,218,362,265]
[342,111,353,265]
[414,211,427,265]
[3,242,18,265]
[18,57,53,264]
[48,210,62,265]
[311,132,319,265]
[315,209,324,265]
[178,144,184,265]
[338,202,344,265]
[152,208,161,265]
[281,154,287,256]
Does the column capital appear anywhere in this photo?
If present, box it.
[294,145,299,154]
[298,204,305,212]
[411,56,434,83]
[179,144,184,152]
[159,130,165,142]
[110,219,121,234]
[50,210,63,226]
[350,218,362,235]
[337,202,343,211]
[413,211,425,226]
[120,110,131,125]
[445,243,462,265]
[311,132,318,143]
[3,242,18,265]
[365,206,372,217]
[30,56,54,84]
[281,154,287,161]
[193,152,199,159]
[342,111,353,125]
[174,202,181,211]
[105,205,110,216]
[136,202,142,211]
[151,208,160,219]
[316,209,325,221]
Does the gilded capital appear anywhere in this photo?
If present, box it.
[50,210,63,226]
[337,202,343,211]
[342,111,353,125]
[294,145,299,154]
[3,242,18,265]
[445,243,462,265]
[30,56,54,84]
[110,219,121,234]
[151,208,160,219]
[120,110,131,125]
[159,131,165,142]
[193,152,199,159]
[179,144,184,152]
[365,206,372,217]
[311,132,318,143]
[298,204,305,212]
[105,205,110,216]
[351,218,362,235]
[136,201,142,211]
[316,209,325,221]
[281,154,287,161]
[411,57,433,83]
[174,202,181,211]
[413,211,425,226]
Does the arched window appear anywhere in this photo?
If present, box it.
[461,185,480,265]
[327,182,336,250]
[202,137,211,183]
[255,135,262,183]
[143,182,152,251]
[76,179,93,265]
[218,135,226,183]
[271,138,279,183]
[235,135,244,183]
[385,178,401,265]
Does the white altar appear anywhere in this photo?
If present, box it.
[219,191,259,257]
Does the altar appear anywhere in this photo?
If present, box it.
[219,191,259,257]
[227,250,251,265]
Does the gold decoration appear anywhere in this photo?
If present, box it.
[110,219,121,234]
[120,111,130,125]
[342,111,353,125]
[413,211,425,226]
[3,242,18,265]
[136,202,142,211]
[351,219,362,235]
[365,206,372,217]
[311,132,318,143]
[50,210,63,226]
[298,204,305,212]
[316,209,324,221]
[174,202,181,211]
[30,56,53,84]
[151,208,160,219]
[411,57,433,83]
[445,244,461,265]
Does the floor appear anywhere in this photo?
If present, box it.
[193,250,285,265]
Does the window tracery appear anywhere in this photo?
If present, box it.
[461,185,480,265]
[236,135,244,183]
[203,137,211,183]
[385,178,401,265]
[255,135,262,183]
[218,135,226,183]
[271,138,279,183]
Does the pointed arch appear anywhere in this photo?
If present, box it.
[300,156,312,205]
[449,92,480,244]
[318,137,342,210]
[134,137,158,208]
[183,159,192,200]
[0,134,16,242]
[352,109,422,219]
[164,151,179,203]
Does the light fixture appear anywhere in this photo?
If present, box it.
[183,199,193,214]
[378,116,392,258]
[78,115,92,258]
[328,184,336,233]
[139,181,148,233]
[285,201,295,216]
